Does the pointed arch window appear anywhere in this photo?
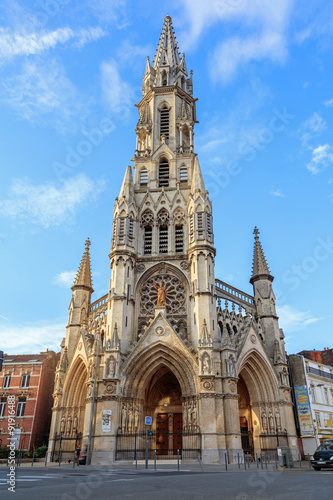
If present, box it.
[158,209,169,254]
[141,210,154,255]
[140,168,148,185]
[160,106,169,139]
[180,165,188,182]
[175,225,184,253]
[159,158,169,187]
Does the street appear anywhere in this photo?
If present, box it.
[0,463,332,500]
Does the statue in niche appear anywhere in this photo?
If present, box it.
[66,416,72,436]
[108,356,116,378]
[229,355,236,377]
[192,405,197,427]
[187,403,192,429]
[202,353,211,375]
[134,407,139,430]
[275,412,281,431]
[73,415,78,435]
[280,367,289,386]
[269,413,275,432]
[261,412,268,433]
[121,405,127,433]
[127,405,133,432]
[89,361,95,379]
[183,402,188,429]
[60,417,65,435]
[153,280,168,306]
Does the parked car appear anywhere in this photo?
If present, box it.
[311,442,333,470]
[79,450,87,465]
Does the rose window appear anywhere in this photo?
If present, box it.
[140,273,186,317]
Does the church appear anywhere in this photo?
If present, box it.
[48,16,298,464]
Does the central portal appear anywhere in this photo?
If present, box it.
[145,367,183,456]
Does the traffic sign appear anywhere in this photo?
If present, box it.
[145,416,152,425]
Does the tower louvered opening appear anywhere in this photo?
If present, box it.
[144,226,152,254]
[140,168,148,185]
[159,159,169,187]
[160,107,169,139]
[180,166,188,182]
[159,225,168,253]
[175,225,184,253]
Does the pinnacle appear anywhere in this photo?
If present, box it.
[191,157,206,194]
[72,238,94,293]
[119,165,134,201]
[250,227,273,283]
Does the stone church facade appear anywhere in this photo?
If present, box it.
[48,16,298,464]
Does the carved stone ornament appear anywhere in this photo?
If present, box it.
[105,383,116,394]
[229,381,237,393]
[155,326,164,336]
[180,261,190,270]
[78,341,82,351]
[136,264,146,273]
[202,379,214,391]
[250,334,257,344]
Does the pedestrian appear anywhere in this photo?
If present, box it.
[75,444,81,466]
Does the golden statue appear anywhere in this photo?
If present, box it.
[153,280,168,306]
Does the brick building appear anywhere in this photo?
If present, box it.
[0,351,58,451]
[298,348,333,367]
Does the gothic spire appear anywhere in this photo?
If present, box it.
[153,15,181,70]
[191,157,206,194]
[119,165,134,201]
[250,227,273,283]
[72,238,94,293]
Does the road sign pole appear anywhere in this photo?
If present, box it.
[145,424,149,470]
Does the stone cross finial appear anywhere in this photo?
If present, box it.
[85,238,91,250]
[253,227,260,239]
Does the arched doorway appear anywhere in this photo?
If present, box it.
[145,367,182,455]
[238,375,254,455]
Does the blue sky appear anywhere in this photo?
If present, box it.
[1,0,333,355]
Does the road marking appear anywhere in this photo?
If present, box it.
[111,479,135,482]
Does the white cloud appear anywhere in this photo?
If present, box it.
[87,0,128,26]
[270,189,285,197]
[0,320,65,354]
[307,144,333,174]
[324,98,333,107]
[179,0,293,82]
[0,58,88,129]
[0,174,106,228]
[52,271,76,288]
[299,112,326,147]
[0,26,106,62]
[277,304,321,332]
[100,59,133,115]
[116,40,152,64]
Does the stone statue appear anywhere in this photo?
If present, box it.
[275,412,281,431]
[128,406,133,432]
[134,406,139,430]
[261,412,268,432]
[229,355,236,377]
[108,356,116,378]
[153,280,168,306]
[121,405,127,433]
[269,413,275,432]
[66,416,72,436]
[60,417,65,434]
[192,405,197,426]
[73,415,78,435]
[202,353,210,374]
[187,403,192,429]
[183,402,188,429]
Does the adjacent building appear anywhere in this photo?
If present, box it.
[48,15,299,464]
[289,350,333,458]
[0,351,58,451]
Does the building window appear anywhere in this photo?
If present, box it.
[189,214,194,243]
[330,388,333,404]
[324,387,329,405]
[197,212,204,239]
[16,397,26,417]
[128,218,135,247]
[0,397,6,417]
[311,385,316,403]
[175,225,184,253]
[21,375,30,388]
[328,414,333,427]
[3,375,11,388]
[180,166,188,182]
[140,168,148,185]
[206,213,213,242]
[315,412,321,428]
[159,225,168,253]
[159,158,169,187]
[160,107,169,139]
[144,226,152,255]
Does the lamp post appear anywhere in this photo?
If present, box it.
[86,331,99,466]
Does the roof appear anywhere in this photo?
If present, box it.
[2,352,56,364]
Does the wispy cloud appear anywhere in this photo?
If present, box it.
[52,271,76,288]
[307,144,333,174]
[1,320,66,354]
[299,112,326,147]
[87,0,129,26]
[324,98,333,107]
[179,0,294,83]
[277,304,321,332]
[0,26,106,62]
[270,189,285,197]
[0,174,106,228]
[0,58,88,129]
[100,59,133,115]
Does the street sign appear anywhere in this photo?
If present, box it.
[145,416,152,425]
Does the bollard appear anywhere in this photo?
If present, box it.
[135,452,137,470]
[299,453,302,468]
[237,452,240,470]
[45,451,48,467]
[260,453,263,470]
[73,450,76,469]
[256,453,259,469]
[244,454,246,470]
[247,452,250,470]
[225,453,228,472]
[198,454,204,473]
[154,450,156,471]
[31,451,35,467]
[275,452,278,469]
[58,451,62,467]
[309,458,311,469]
[177,449,180,472]
[264,453,267,469]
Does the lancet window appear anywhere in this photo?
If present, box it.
[180,165,188,182]
[158,209,169,254]
[160,106,169,139]
[174,208,185,253]
[141,210,154,255]
[140,168,148,185]
[159,158,169,187]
